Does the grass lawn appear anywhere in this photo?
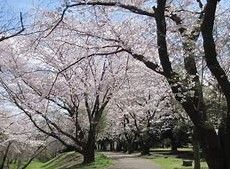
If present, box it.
[152,155,208,169]
[10,152,112,169]
[148,148,208,169]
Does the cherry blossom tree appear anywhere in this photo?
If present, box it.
[0,0,229,168]
[35,0,230,168]
[97,61,177,154]
[113,63,171,155]
[0,28,128,163]
[0,109,45,169]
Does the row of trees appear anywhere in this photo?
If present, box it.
[0,0,229,169]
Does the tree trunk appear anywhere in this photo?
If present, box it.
[110,141,114,151]
[171,138,178,154]
[219,118,230,169]
[83,126,96,164]
[193,128,200,169]
[127,141,134,154]
[83,150,95,164]
[200,0,230,167]
[140,143,150,155]
[197,125,224,169]
[116,141,122,152]
[180,102,225,169]
[101,140,107,151]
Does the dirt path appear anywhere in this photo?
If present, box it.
[103,152,161,169]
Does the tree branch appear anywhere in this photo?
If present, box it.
[44,1,156,37]
[0,12,25,42]
[123,48,164,75]
[201,0,230,115]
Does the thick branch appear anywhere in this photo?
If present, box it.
[154,1,173,78]
[123,48,164,75]
[201,0,230,115]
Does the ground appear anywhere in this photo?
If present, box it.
[9,148,208,169]
[104,152,160,169]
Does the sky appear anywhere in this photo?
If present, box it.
[3,0,61,12]
[1,0,229,30]
[0,0,62,29]
[4,0,230,12]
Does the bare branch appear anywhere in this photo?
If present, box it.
[46,48,125,97]
[45,1,155,37]
[0,12,25,42]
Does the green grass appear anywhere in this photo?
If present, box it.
[148,148,208,169]
[25,161,44,169]
[152,155,208,169]
[10,161,44,169]
[10,152,112,169]
[73,154,113,169]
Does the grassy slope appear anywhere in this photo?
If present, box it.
[10,152,112,169]
[72,154,112,169]
[10,161,44,169]
[147,148,208,169]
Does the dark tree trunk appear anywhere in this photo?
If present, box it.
[177,103,225,169]
[140,143,150,155]
[124,133,134,154]
[122,146,127,153]
[197,125,224,169]
[201,0,230,168]
[116,141,123,152]
[171,138,178,154]
[110,141,114,151]
[193,128,200,169]
[127,141,134,154]
[100,140,107,151]
[83,150,95,164]
[219,118,230,169]
[140,129,151,155]
[83,126,96,164]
